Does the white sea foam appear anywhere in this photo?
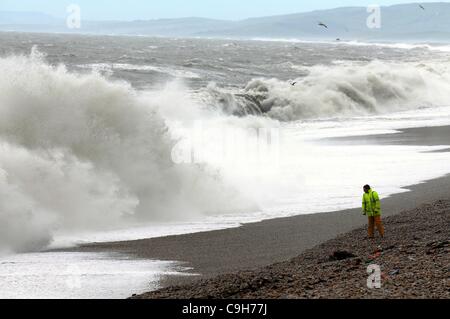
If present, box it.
[0,50,248,254]
[0,252,190,299]
[338,41,450,52]
[250,37,450,52]
[239,60,450,121]
[78,63,200,78]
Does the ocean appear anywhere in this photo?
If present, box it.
[1,32,450,298]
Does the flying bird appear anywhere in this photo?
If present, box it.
[419,4,425,10]
[318,22,328,29]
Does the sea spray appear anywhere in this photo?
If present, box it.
[0,50,250,253]
[206,60,450,121]
[3,46,450,254]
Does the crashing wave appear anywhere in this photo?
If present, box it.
[209,61,450,121]
[0,50,248,253]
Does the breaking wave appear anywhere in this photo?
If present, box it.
[208,60,450,121]
[3,48,450,254]
[0,49,248,254]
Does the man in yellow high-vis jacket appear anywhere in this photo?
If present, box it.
[362,185,385,238]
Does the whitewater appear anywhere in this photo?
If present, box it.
[1,33,450,298]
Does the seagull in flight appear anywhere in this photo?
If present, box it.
[318,22,328,29]
[419,4,425,10]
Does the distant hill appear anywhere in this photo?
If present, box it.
[0,11,59,25]
[84,17,234,37]
[1,3,450,41]
[202,3,450,41]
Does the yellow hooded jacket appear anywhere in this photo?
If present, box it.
[362,189,381,217]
